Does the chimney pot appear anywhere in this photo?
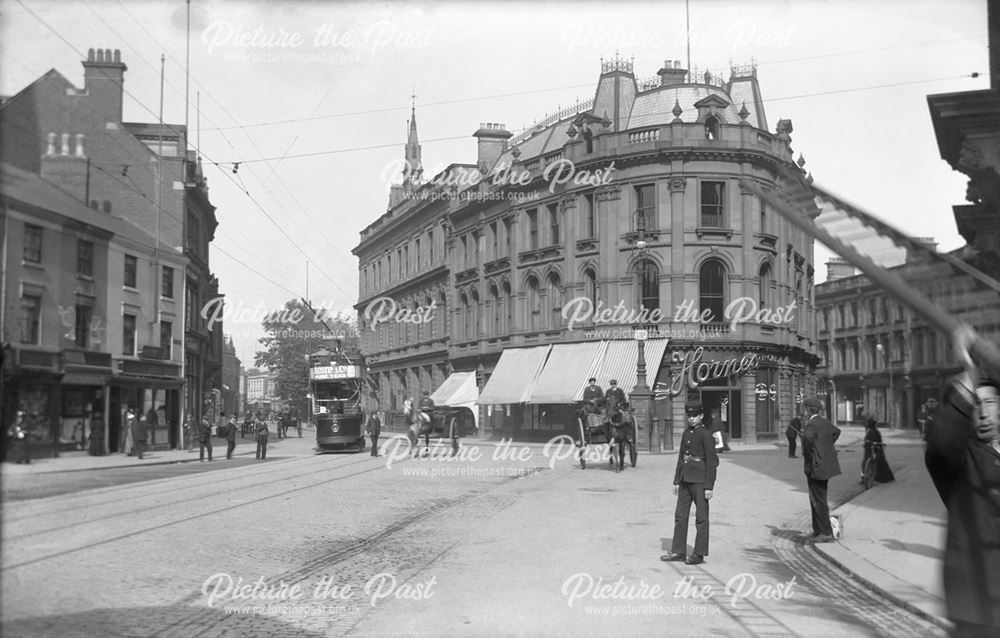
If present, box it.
[46,132,56,156]
[61,133,70,156]
[75,133,85,158]
[113,49,121,63]
[88,48,95,61]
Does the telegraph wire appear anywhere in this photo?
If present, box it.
[13,0,353,300]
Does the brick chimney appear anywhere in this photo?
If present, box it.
[82,48,127,124]
[473,123,512,172]
[656,60,688,86]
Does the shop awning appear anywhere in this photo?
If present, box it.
[527,341,607,404]
[430,371,480,431]
[61,372,111,386]
[477,345,551,405]
[573,339,670,401]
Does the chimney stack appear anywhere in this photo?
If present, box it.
[82,47,128,124]
[825,257,857,281]
[473,123,512,173]
[657,59,688,86]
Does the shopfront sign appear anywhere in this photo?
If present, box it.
[669,347,759,396]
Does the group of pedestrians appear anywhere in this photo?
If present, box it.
[185,411,271,462]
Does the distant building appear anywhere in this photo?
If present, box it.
[220,336,241,419]
[354,56,820,443]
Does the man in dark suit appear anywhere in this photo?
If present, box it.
[222,412,237,459]
[582,378,604,403]
[924,374,1000,635]
[801,396,841,542]
[366,411,382,457]
[604,379,627,413]
[661,400,719,565]
[786,413,802,458]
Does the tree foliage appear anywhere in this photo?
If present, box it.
[254,299,356,407]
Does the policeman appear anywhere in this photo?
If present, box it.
[661,400,719,565]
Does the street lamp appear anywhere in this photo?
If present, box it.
[876,342,893,429]
[632,209,650,255]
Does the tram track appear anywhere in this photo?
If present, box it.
[2,452,410,570]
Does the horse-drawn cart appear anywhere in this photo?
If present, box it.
[574,401,638,471]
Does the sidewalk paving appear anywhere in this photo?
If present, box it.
[1,424,318,475]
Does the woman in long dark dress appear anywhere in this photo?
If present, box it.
[862,417,895,483]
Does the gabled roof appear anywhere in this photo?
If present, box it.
[0,69,74,111]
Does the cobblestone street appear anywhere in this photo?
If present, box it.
[1,435,944,637]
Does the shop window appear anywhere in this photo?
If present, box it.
[699,259,726,324]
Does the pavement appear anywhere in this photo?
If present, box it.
[1,421,951,632]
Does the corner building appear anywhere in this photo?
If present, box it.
[354,57,820,444]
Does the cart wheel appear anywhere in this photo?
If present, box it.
[579,446,586,469]
[629,441,638,467]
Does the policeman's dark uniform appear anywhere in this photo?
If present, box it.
[662,401,719,565]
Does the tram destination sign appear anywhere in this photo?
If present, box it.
[310,365,362,380]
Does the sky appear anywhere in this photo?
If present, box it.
[1,0,990,365]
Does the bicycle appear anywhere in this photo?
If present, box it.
[861,441,886,490]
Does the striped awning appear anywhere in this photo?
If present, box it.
[477,345,552,405]
[573,339,670,400]
[528,341,607,404]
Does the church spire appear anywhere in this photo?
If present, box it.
[403,90,423,183]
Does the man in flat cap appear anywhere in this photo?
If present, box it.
[662,400,719,565]
[582,377,604,403]
[604,379,627,414]
[800,396,841,542]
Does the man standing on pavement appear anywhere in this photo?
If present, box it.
[133,414,147,460]
[123,407,136,455]
[661,400,719,566]
[255,413,269,460]
[800,396,841,542]
[366,411,382,457]
[786,413,802,458]
[222,412,237,460]
[925,371,1000,636]
[198,417,213,462]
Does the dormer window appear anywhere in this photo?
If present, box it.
[704,115,720,140]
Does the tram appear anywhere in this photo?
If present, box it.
[308,345,366,452]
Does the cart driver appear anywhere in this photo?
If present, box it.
[605,379,627,414]
[583,377,604,403]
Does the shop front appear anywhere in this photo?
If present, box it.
[110,358,183,453]
[2,346,63,460]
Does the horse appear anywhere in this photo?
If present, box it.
[404,401,436,458]
[605,404,633,473]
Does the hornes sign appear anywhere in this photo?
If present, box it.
[669,347,760,396]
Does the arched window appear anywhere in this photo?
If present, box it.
[490,284,500,335]
[758,262,772,309]
[636,260,659,312]
[547,273,562,328]
[459,291,469,340]
[503,281,513,333]
[470,290,480,339]
[584,268,598,308]
[699,259,726,324]
[704,115,720,140]
[527,276,541,331]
